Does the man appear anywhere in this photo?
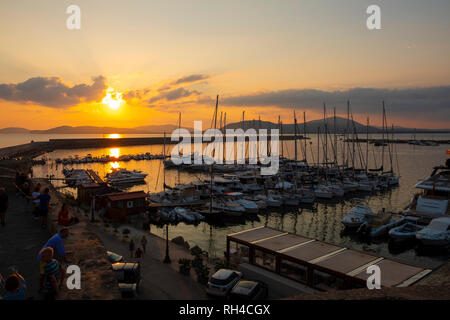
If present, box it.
[39,247,65,300]
[37,188,51,228]
[38,228,71,264]
[0,188,8,227]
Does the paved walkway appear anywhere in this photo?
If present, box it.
[89,223,209,300]
[0,193,50,299]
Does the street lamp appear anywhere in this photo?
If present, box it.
[90,196,96,222]
[163,222,171,263]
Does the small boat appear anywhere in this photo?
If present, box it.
[389,222,424,241]
[416,217,450,246]
[341,205,376,228]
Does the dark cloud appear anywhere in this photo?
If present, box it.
[123,88,150,101]
[221,87,450,121]
[171,74,209,85]
[148,87,200,104]
[0,76,107,108]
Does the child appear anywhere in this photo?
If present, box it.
[0,271,27,300]
[39,247,66,300]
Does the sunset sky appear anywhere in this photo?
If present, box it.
[0,0,449,129]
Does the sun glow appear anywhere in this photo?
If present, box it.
[110,148,120,158]
[102,88,124,110]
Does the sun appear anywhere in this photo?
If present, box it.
[102,87,124,110]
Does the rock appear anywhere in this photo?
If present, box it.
[171,236,185,246]
[183,241,190,250]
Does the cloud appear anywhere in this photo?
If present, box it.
[148,87,201,104]
[171,74,209,85]
[123,88,151,101]
[221,86,450,122]
[0,76,107,108]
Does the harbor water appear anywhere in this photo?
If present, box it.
[31,133,450,268]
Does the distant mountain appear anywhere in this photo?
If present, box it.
[0,124,192,134]
[224,117,450,134]
[0,127,30,133]
[0,119,447,134]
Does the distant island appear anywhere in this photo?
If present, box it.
[0,117,449,134]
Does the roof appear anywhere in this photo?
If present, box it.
[227,227,431,288]
[282,241,343,262]
[228,227,285,243]
[104,191,147,201]
[314,249,379,274]
[354,259,425,287]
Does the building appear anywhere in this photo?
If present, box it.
[99,191,147,222]
[226,227,432,295]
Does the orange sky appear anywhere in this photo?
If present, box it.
[0,1,449,130]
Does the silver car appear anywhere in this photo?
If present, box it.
[206,269,243,297]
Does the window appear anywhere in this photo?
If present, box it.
[229,242,249,266]
[136,199,144,207]
[280,259,307,283]
[312,270,346,290]
[117,201,124,209]
[127,201,134,208]
[254,249,276,271]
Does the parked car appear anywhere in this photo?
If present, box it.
[112,262,141,288]
[107,251,124,263]
[229,280,268,300]
[206,269,242,297]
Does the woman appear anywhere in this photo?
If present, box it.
[57,203,78,226]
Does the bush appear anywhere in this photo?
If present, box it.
[178,258,192,275]
[214,260,227,272]
[194,264,210,285]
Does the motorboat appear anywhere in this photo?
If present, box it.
[224,192,259,213]
[415,216,450,246]
[403,164,450,219]
[106,168,148,185]
[341,205,377,228]
[389,221,424,241]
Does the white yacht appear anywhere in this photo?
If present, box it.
[404,164,450,219]
[106,168,148,185]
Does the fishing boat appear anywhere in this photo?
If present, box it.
[389,221,424,241]
[415,217,450,246]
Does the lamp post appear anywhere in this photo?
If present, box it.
[163,222,171,263]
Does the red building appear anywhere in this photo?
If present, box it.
[99,191,147,222]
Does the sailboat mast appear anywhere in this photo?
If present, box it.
[303,111,307,163]
[381,101,385,172]
[366,117,369,172]
[294,110,298,162]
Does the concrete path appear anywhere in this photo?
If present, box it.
[89,223,209,300]
[0,193,51,299]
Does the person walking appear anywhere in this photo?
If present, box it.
[31,184,41,220]
[141,235,148,254]
[0,188,8,227]
[36,188,51,229]
[129,239,135,258]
